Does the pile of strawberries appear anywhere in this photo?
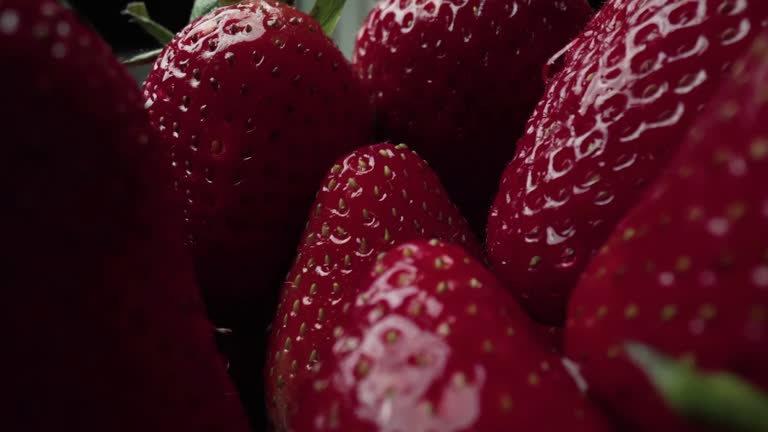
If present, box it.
[3,0,768,431]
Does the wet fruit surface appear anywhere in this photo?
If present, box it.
[488,0,768,324]
[291,240,612,431]
[354,0,593,231]
[266,144,480,430]
[566,31,768,431]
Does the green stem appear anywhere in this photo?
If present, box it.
[310,0,347,36]
[123,48,164,65]
[122,2,174,46]
[626,343,768,432]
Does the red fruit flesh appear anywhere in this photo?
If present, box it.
[292,240,612,431]
[487,0,768,324]
[353,0,593,231]
[266,144,481,430]
[0,1,249,430]
[143,0,371,327]
[566,32,768,431]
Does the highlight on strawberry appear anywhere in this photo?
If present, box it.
[487,0,768,325]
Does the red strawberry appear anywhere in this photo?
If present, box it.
[353,0,593,230]
[290,240,613,431]
[266,143,481,430]
[565,32,768,431]
[142,1,370,421]
[487,0,768,324]
[142,0,371,327]
[0,1,248,430]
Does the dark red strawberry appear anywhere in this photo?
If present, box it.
[565,32,768,431]
[290,240,613,431]
[353,0,593,230]
[141,1,370,422]
[0,1,248,430]
[487,0,768,324]
[266,143,481,430]
[142,0,371,327]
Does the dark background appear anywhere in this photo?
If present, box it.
[72,0,606,53]
[70,0,194,51]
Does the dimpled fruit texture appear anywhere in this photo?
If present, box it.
[266,144,481,430]
[0,1,249,431]
[566,32,768,431]
[487,0,768,324]
[353,0,593,231]
[291,240,612,432]
[142,0,371,328]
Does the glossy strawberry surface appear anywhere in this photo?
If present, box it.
[566,32,768,431]
[0,1,249,430]
[292,240,612,431]
[488,0,768,324]
[353,0,592,230]
[143,0,371,328]
[266,144,481,430]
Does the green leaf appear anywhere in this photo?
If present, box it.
[626,343,768,432]
[309,0,347,36]
[122,48,163,65]
[189,0,240,22]
[122,2,174,46]
[189,0,218,22]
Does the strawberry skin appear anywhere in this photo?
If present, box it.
[266,144,481,430]
[353,0,593,230]
[487,0,768,324]
[292,240,612,431]
[0,1,248,430]
[142,0,371,327]
[565,32,768,431]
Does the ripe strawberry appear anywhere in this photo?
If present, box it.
[0,1,248,430]
[565,32,768,431]
[353,0,593,230]
[487,0,768,324]
[266,143,481,430]
[290,240,612,431]
[142,0,371,327]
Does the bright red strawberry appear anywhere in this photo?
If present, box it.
[353,0,593,230]
[290,240,613,431]
[0,1,248,430]
[142,0,371,327]
[266,143,481,430]
[565,32,768,431]
[487,0,768,324]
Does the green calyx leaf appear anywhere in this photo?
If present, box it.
[190,0,218,22]
[190,0,240,22]
[122,2,174,46]
[310,0,347,36]
[626,343,768,432]
[122,48,163,65]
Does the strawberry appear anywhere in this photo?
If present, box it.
[0,1,248,430]
[565,31,768,431]
[487,0,768,324]
[290,240,612,431]
[353,0,593,230]
[142,0,371,328]
[266,143,481,430]
[141,1,371,422]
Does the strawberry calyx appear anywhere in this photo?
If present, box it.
[122,0,345,65]
[122,2,174,45]
[627,343,768,432]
